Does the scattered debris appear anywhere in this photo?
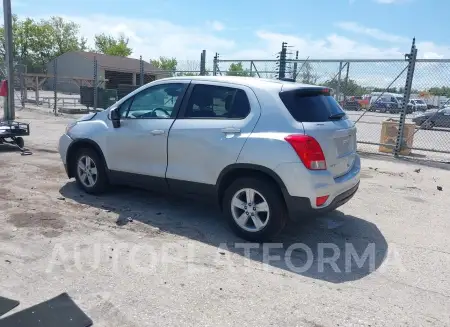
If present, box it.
[156,212,162,216]
[218,250,226,255]
[219,287,223,291]
[31,186,36,189]
[115,216,133,226]
[5,259,11,264]
[57,196,65,201]
[414,168,421,173]
[109,256,112,259]
[437,186,443,191]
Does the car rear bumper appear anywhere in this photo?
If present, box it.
[283,182,359,220]
[275,154,361,221]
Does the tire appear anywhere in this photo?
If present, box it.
[15,137,24,148]
[73,147,108,194]
[222,177,287,242]
[422,121,434,130]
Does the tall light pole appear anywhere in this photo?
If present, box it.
[3,0,15,120]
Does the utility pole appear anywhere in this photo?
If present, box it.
[3,0,15,120]
[278,42,287,80]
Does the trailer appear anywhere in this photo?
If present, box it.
[0,120,30,150]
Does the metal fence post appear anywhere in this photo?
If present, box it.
[213,53,218,76]
[292,51,299,81]
[140,55,144,86]
[18,64,25,108]
[53,59,57,115]
[394,38,417,157]
[93,57,98,111]
[200,50,206,76]
[336,61,343,101]
[343,62,350,98]
[3,0,15,120]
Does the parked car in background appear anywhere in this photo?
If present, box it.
[341,97,362,111]
[58,76,360,241]
[412,107,450,129]
[369,92,407,113]
[408,99,427,112]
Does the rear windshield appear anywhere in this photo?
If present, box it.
[279,88,346,122]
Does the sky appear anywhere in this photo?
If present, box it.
[2,0,449,88]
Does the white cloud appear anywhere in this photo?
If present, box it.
[246,30,405,59]
[336,21,409,43]
[206,20,225,32]
[18,13,450,87]
[54,14,235,62]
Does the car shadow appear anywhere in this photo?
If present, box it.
[59,182,388,284]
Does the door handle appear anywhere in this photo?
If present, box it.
[221,127,241,134]
[150,129,165,135]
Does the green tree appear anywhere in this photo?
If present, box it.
[226,62,253,77]
[429,86,450,97]
[299,62,318,84]
[150,56,177,76]
[323,78,366,96]
[0,16,87,72]
[94,33,132,57]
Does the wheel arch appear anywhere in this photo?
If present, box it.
[216,163,288,210]
[66,138,108,178]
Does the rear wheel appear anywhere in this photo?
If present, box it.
[73,147,108,194]
[223,177,287,242]
[422,121,434,130]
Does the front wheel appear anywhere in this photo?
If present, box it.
[73,147,108,194]
[222,177,287,242]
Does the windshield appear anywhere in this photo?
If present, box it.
[415,99,425,104]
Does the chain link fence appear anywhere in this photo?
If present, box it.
[5,52,207,116]
[214,52,450,162]
[5,45,450,162]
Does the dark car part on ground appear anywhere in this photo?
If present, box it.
[0,293,93,327]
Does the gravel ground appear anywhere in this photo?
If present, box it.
[1,109,450,326]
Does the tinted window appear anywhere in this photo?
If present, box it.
[184,84,251,119]
[279,88,346,122]
[125,83,186,119]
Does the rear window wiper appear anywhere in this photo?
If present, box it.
[329,112,346,120]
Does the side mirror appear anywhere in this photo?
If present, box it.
[110,108,121,128]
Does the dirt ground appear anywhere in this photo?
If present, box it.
[1,109,450,326]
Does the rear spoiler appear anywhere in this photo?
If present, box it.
[280,86,332,97]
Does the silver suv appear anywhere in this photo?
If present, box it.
[58,76,360,241]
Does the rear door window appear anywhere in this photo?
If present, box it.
[279,88,346,122]
[182,84,251,119]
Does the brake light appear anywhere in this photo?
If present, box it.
[284,134,327,170]
[316,195,329,206]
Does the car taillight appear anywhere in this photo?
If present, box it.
[284,134,326,170]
